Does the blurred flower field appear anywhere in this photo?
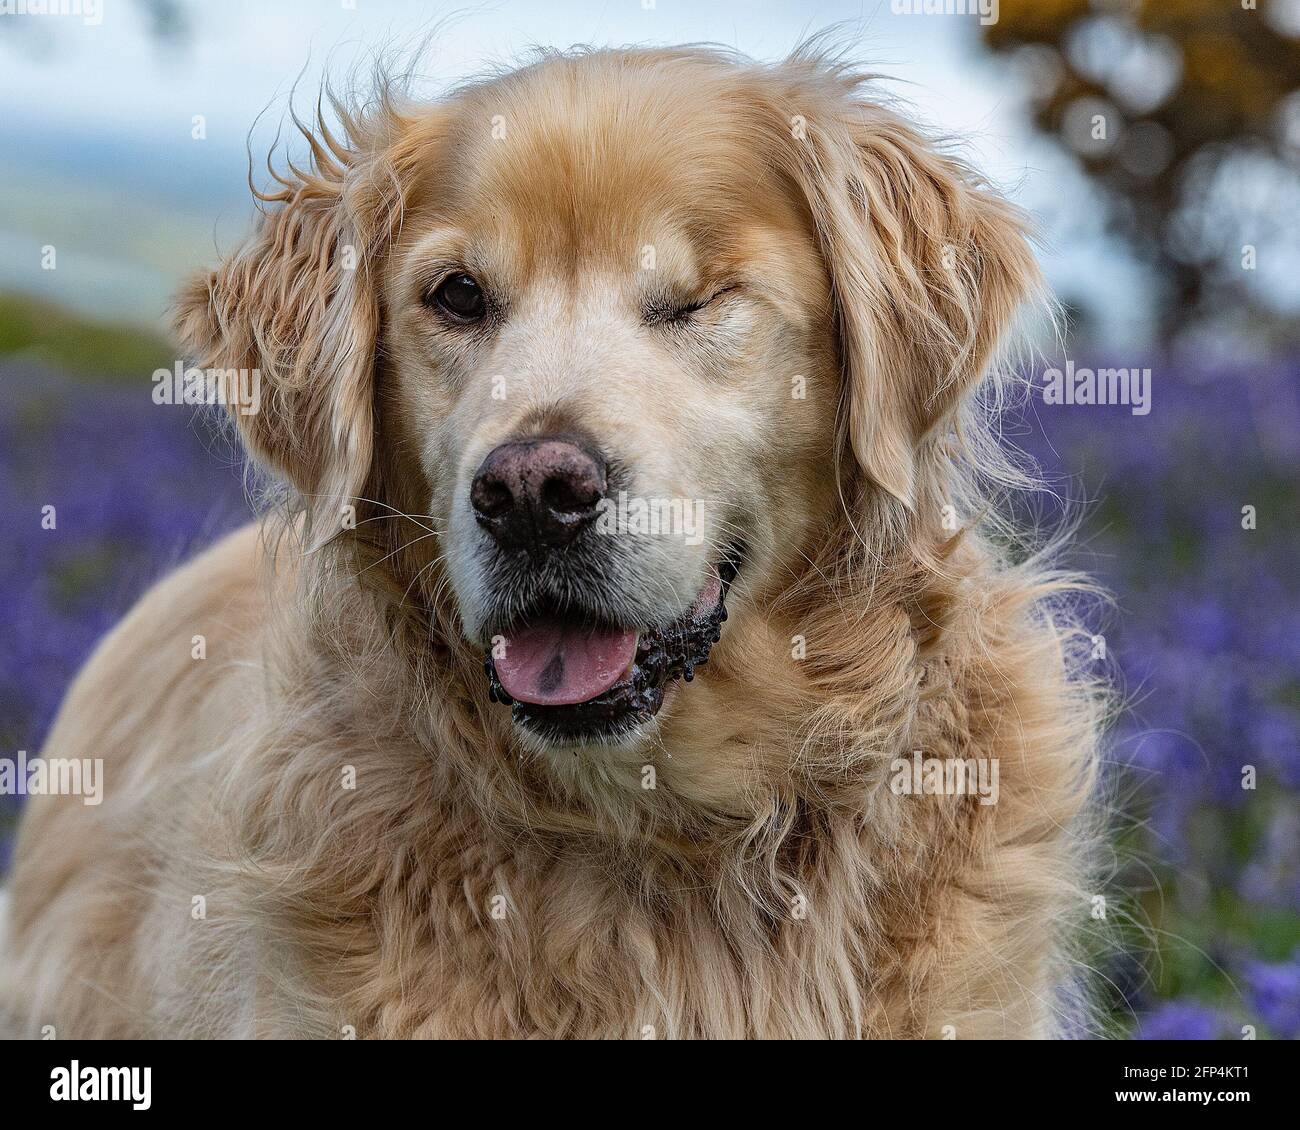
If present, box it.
[0,314,1297,1038]
[1015,357,1300,1038]
[0,353,248,867]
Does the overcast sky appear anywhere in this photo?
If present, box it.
[0,0,1149,342]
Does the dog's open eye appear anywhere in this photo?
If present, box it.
[426,273,487,322]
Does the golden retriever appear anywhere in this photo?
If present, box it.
[1,45,1101,1038]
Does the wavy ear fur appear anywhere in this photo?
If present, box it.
[767,58,1041,511]
[174,99,416,546]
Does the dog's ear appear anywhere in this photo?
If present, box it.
[772,70,1040,509]
[174,105,410,542]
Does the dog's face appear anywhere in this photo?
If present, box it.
[177,49,1036,764]
[377,61,840,747]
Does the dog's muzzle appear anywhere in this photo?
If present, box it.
[470,434,743,742]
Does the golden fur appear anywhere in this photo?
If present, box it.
[1,45,1102,1038]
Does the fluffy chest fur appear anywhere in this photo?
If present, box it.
[1,522,1094,1040]
[177,549,1088,1040]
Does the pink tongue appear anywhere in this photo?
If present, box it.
[495,620,638,706]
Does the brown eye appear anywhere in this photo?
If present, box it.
[428,273,486,322]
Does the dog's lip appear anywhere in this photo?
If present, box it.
[483,548,742,737]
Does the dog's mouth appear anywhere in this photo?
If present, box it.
[483,550,742,743]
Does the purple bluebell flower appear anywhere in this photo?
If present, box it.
[1136,1001,1235,1040]
[1244,951,1300,1039]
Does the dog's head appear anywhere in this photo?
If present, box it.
[177,47,1037,764]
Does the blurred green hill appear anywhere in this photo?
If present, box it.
[0,290,175,384]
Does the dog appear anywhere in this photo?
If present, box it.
[1,45,1102,1038]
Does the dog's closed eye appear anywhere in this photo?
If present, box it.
[644,284,738,327]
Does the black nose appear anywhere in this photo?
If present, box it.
[470,436,608,552]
